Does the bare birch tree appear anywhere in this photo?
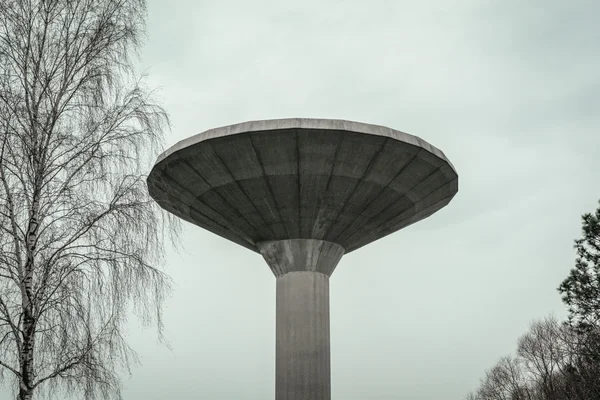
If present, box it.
[0,0,177,399]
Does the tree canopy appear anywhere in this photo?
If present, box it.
[0,1,176,399]
[466,199,600,400]
[558,200,600,332]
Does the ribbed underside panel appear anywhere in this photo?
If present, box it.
[148,128,458,253]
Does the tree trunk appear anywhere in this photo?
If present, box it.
[18,387,33,400]
[19,310,36,400]
[19,193,40,400]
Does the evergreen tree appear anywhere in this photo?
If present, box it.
[558,200,600,332]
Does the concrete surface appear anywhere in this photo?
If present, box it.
[147,118,459,400]
[258,239,344,277]
[259,239,340,399]
[147,118,458,254]
[276,271,331,400]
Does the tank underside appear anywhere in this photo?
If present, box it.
[147,118,458,253]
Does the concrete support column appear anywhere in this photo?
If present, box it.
[276,271,330,400]
[257,239,345,400]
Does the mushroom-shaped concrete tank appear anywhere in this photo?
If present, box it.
[147,118,458,400]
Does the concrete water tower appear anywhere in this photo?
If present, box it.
[147,118,458,400]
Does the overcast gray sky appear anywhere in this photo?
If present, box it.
[3,0,600,399]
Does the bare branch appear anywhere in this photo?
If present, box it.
[0,0,178,398]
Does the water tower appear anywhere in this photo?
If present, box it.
[147,118,458,400]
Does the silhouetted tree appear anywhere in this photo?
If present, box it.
[516,318,564,399]
[558,200,600,332]
[467,201,600,400]
[556,199,600,398]
[465,316,600,400]
[469,355,533,400]
[0,0,177,399]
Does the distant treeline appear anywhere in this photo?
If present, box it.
[466,201,600,400]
